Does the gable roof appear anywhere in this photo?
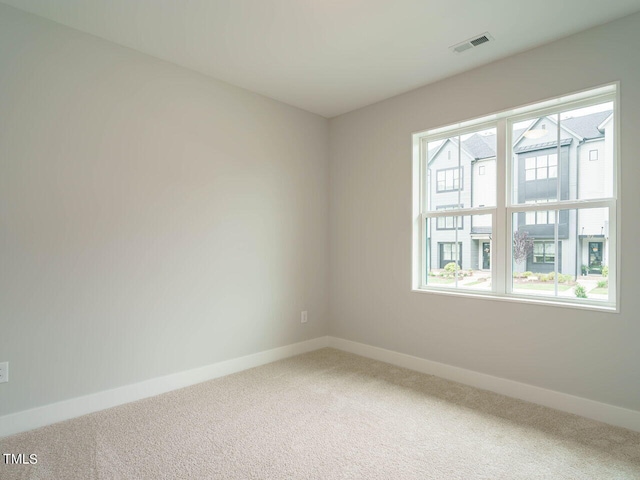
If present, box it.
[561,110,612,140]
[427,137,477,164]
[462,134,496,160]
[429,109,612,162]
[515,138,573,154]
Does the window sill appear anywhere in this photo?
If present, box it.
[411,287,619,313]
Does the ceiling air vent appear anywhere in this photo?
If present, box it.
[451,32,494,54]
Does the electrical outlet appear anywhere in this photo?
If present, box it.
[0,362,8,384]
[301,311,308,323]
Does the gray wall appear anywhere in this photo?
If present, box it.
[329,13,640,411]
[0,4,329,416]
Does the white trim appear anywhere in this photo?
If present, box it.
[3,336,638,439]
[0,336,330,438]
[411,286,617,312]
[424,206,495,218]
[328,336,640,433]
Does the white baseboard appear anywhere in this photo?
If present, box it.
[328,336,640,433]
[0,336,329,438]
[4,335,638,438]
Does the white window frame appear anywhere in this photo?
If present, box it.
[411,84,619,312]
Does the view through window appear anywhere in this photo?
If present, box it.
[413,85,617,310]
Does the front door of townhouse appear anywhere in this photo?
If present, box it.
[482,242,490,270]
[589,241,603,274]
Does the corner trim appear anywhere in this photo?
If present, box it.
[0,336,330,438]
[328,336,640,433]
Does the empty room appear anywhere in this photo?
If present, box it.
[1,1,640,478]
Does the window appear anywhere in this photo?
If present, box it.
[436,205,464,230]
[413,84,618,310]
[439,242,462,269]
[436,167,462,192]
[525,210,556,225]
[525,200,556,225]
[524,154,557,181]
[533,241,555,264]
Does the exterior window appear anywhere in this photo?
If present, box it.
[525,200,556,224]
[439,242,462,269]
[533,241,555,264]
[436,167,462,192]
[413,84,618,310]
[524,154,557,181]
[437,205,464,230]
[525,210,556,225]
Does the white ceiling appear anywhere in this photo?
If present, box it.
[3,0,640,117]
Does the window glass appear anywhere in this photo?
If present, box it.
[426,128,496,211]
[426,214,492,291]
[560,102,613,200]
[511,207,610,303]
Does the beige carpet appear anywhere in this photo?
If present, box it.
[1,348,639,479]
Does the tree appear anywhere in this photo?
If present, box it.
[513,230,534,265]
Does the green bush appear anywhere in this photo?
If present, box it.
[558,273,573,283]
[444,262,458,273]
[536,272,572,283]
[523,271,533,278]
[597,280,608,288]
[575,284,587,298]
[581,264,588,276]
[602,265,609,278]
[442,262,462,277]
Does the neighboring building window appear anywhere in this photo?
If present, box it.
[525,210,556,225]
[533,241,555,264]
[413,84,618,310]
[524,154,557,181]
[437,205,464,230]
[439,242,462,269]
[436,167,462,192]
[525,200,556,225]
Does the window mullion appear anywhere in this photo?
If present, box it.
[496,118,508,295]
[554,113,561,297]
[608,205,617,305]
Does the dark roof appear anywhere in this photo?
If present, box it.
[426,134,498,161]
[427,110,611,162]
[515,138,573,154]
[462,134,495,160]
[561,110,612,139]
[471,226,493,235]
